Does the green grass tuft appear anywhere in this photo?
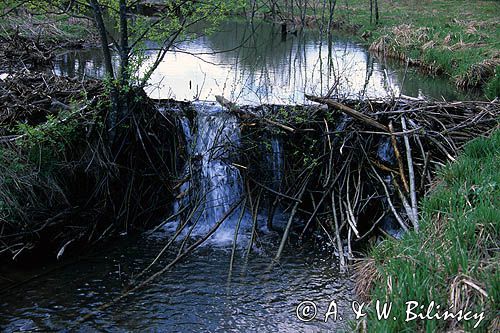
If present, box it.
[361,130,500,331]
[485,66,500,100]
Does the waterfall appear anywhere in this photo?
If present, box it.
[269,137,284,190]
[173,102,248,244]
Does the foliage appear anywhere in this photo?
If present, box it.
[0,106,90,226]
[16,109,82,168]
[106,0,245,83]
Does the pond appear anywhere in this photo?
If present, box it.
[1,19,474,332]
[53,20,477,104]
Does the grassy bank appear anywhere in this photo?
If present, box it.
[356,129,499,331]
[0,11,97,46]
[256,0,499,98]
[336,0,500,99]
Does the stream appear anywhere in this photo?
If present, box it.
[1,19,474,332]
[1,238,352,332]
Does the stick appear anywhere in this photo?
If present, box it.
[305,94,389,132]
[389,121,409,192]
[77,198,243,325]
[246,191,261,258]
[250,177,303,203]
[274,177,309,261]
[401,116,419,231]
[228,197,247,281]
[369,163,409,232]
[331,191,347,272]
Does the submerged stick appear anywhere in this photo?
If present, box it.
[228,197,247,281]
[138,192,207,279]
[331,192,347,272]
[77,198,243,325]
[246,191,261,258]
[274,177,309,262]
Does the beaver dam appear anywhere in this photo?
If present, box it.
[0,18,498,332]
[2,74,498,329]
[153,94,499,268]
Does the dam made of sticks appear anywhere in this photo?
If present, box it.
[152,94,499,269]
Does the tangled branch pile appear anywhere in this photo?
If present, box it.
[0,72,181,262]
[236,95,499,269]
[0,72,102,133]
[0,33,53,71]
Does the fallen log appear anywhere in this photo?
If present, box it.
[215,95,296,132]
[305,94,389,132]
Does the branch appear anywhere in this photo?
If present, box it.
[401,116,419,231]
[305,94,389,132]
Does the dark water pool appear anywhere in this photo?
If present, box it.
[1,233,354,332]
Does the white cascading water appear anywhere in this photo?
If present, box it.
[173,102,248,244]
[269,137,284,190]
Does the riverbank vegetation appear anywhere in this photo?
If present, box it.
[348,0,500,99]
[252,0,499,98]
[0,69,180,262]
[355,129,500,332]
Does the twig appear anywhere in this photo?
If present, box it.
[401,116,419,231]
[274,175,310,261]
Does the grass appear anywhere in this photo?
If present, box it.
[356,129,500,332]
[336,0,500,99]
[0,107,92,230]
[258,0,500,98]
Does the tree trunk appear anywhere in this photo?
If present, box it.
[327,0,336,36]
[89,0,120,142]
[89,0,114,79]
[119,0,129,87]
[118,0,130,122]
[370,0,373,24]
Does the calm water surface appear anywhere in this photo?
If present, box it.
[53,20,477,104]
